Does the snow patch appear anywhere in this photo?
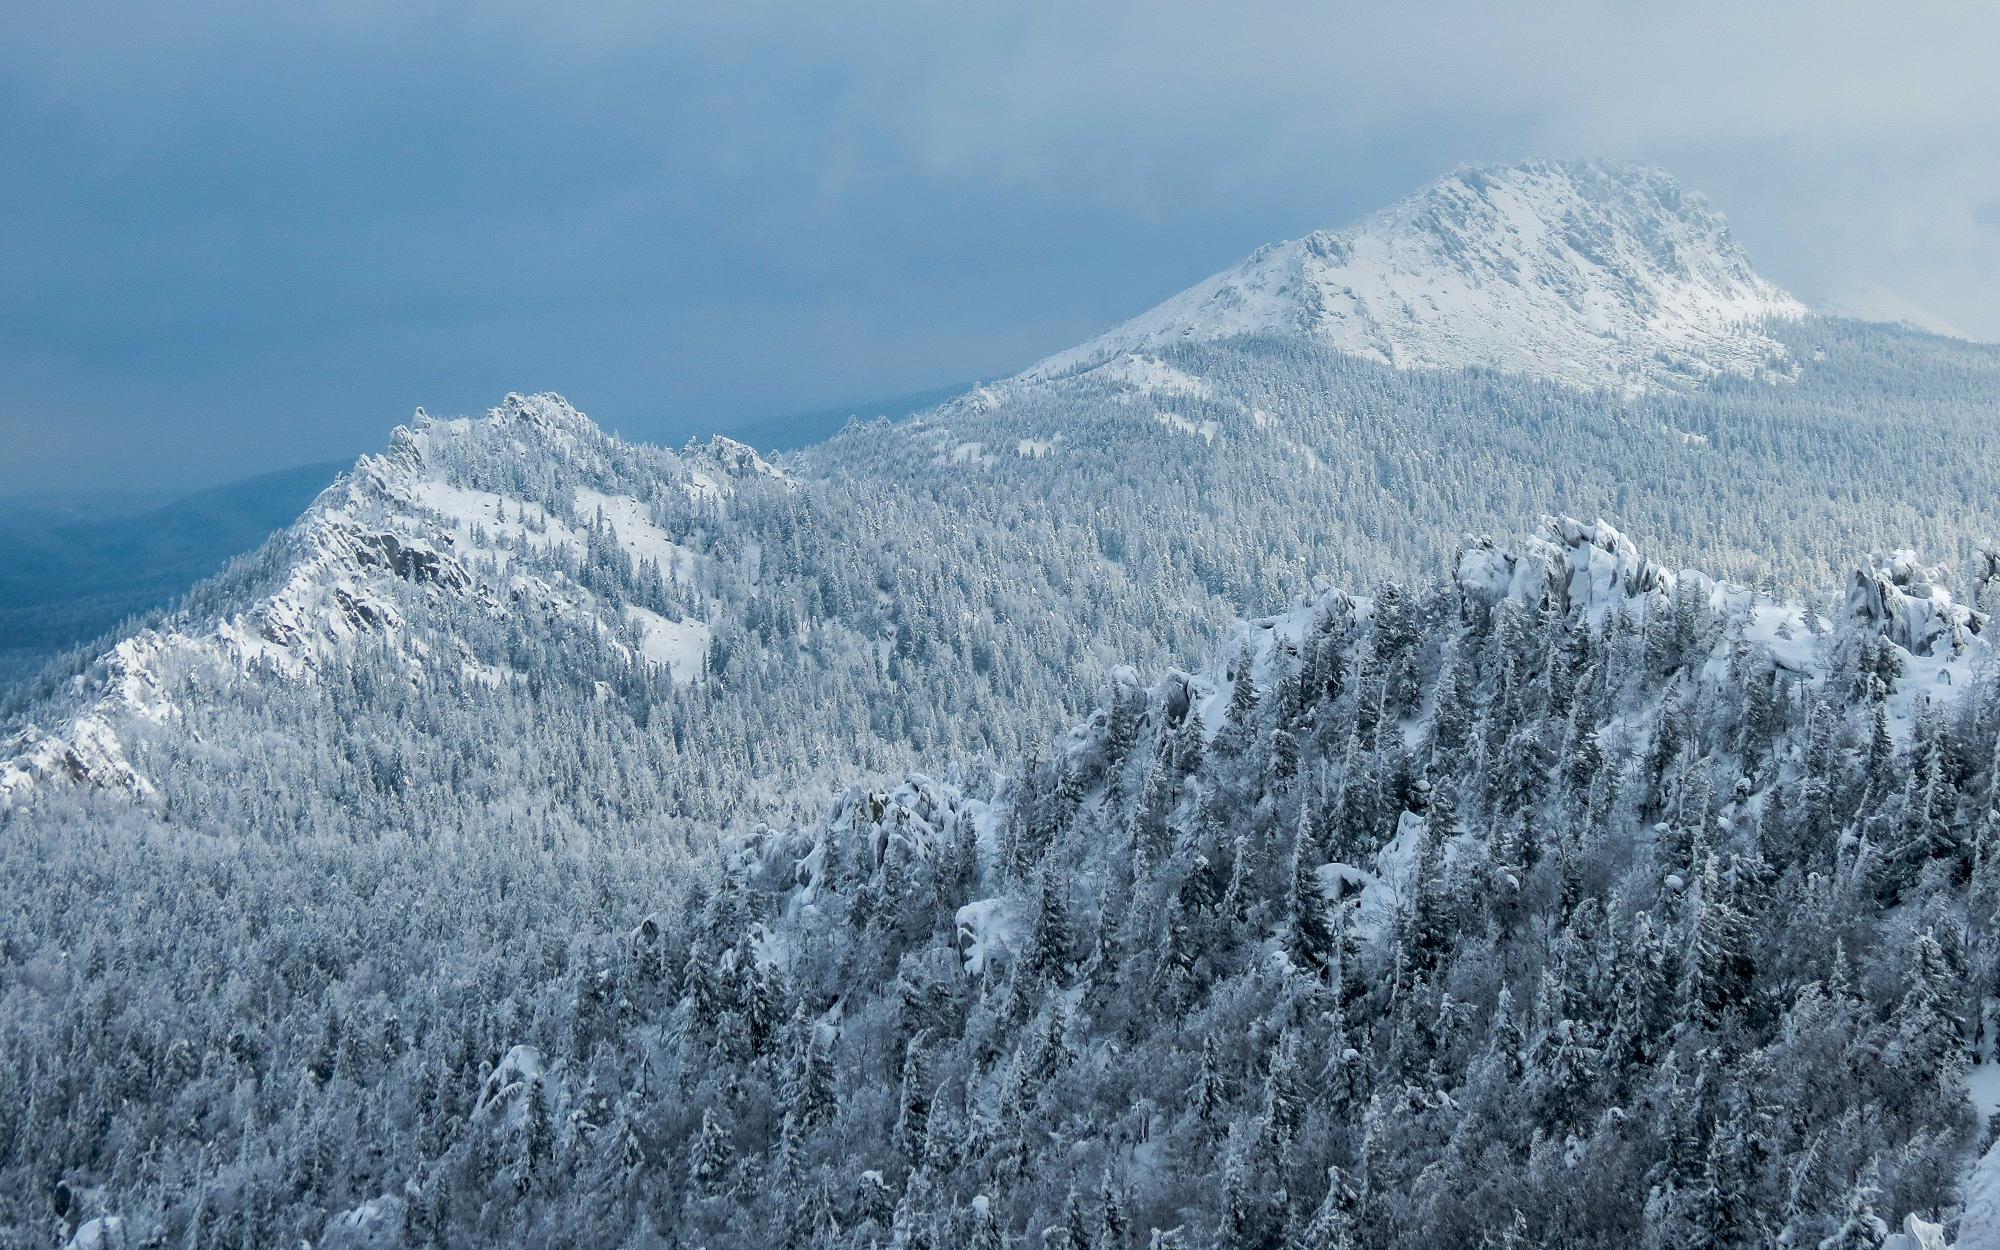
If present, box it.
[685,468,725,502]
[63,1218,128,1250]
[409,479,580,561]
[1154,413,1222,443]
[1087,353,1215,399]
[948,441,997,469]
[624,606,710,684]
[575,488,695,580]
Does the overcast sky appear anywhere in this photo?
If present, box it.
[4,2,1996,497]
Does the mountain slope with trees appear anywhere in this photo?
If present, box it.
[9,314,2000,836]
[6,159,2000,1248]
[8,518,2000,1248]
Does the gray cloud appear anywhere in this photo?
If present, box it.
[3,1,1994,492]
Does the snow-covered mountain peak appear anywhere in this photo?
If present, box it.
[687,435,795,493]
[1021,159,1806,395]
[487,390,603,439]
[386,391,606,461]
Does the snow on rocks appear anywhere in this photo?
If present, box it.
[321,1194,409,1249]
[1454,517,1997,730]
[1487,521,2000,752]
[1828,550,1989,740]
[1536,517,1677,623]
[488,390,603,443]
[682,435,796,500]
[474,1044,547,1127]
[1845,549,1987,658]
[0,627,189,800]
[955,897,1020,976]
[795,776,982,903]
[62,1218,128,1250]
[2,705,156,802]
[1330,811,1430,942]
[703,435,792,484]
[1884,1213,1949,1250]
[1316,860,1376,904]
[1977,549,2000,615]
[1457,516,1675,627]
[1056,665,1149,779]
[1455,535,1553,611]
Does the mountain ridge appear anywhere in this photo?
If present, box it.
[9,165,2000,820]
[0,393,779,802]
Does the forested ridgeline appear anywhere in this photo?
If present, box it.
[8,519,1999,1249]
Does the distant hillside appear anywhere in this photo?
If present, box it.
[718,381,976,452]
[0,461,347,688]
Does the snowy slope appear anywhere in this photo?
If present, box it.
[1021,159,1805,395]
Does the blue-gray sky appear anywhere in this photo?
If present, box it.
[5,2,1996,496]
